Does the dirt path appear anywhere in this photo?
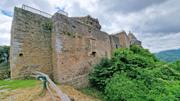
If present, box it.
[0,85,100,101]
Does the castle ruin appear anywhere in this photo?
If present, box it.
[10,5,141,88]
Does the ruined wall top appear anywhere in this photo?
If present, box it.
[128,32,137,40]
[70,15,101,30]
[128,32,141,46]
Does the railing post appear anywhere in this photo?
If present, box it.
[21,4,52,18]
[32,71,71,101]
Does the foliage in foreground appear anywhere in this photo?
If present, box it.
[89,45,180,101]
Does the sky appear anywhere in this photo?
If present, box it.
[0,0,180,53]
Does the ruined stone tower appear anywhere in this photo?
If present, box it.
[10,5,141,88]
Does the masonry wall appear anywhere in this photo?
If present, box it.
[10,7,141,88]
[10,7,53,78]
[110,35,121,51]
[116,31,131,48]
[52,13,111,87]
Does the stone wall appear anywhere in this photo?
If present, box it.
[52,13,111,87]
[10,7,141,88]
[117,31,131,48]
[71,15,101,30]
[128,32,141,46]
[109,35,121,51]
[10,7,53,79]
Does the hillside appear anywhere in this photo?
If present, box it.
[155,49,180,62]
[89,45,180,101]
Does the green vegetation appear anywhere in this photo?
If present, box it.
[0,63,10,79]
[89,45,180,101]
[155,48,180,62]
[42,20,52,32]
[0,46,9,65]
[0,46,10,79]
[0,62,9,70]
[0,80,38,90]
[63,31,76,37]
[80,87,106,101]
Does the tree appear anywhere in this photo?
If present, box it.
[0,46,10,63]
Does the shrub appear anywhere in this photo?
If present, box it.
[89,58,112,91]
[0,63,10,80]
[0,46,10,64]
[130,45,158,62]
[89,45,180,101]
[105,73,180,101]
[89,46,157,91]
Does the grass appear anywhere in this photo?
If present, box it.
[0,80,39,90]
[79,87,106,101]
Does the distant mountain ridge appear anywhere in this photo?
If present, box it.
[155,48,180,62]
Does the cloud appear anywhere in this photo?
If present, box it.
[136,0,180,33]
[97,0,167,14]
[0,11,12,45]
[138,32,180,53]
[0,0,180,52]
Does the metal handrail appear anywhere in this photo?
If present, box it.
[32,71,70,101]
[22,4,52,18]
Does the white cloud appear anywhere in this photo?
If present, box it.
[0,0,180,52]
[138,32,180,53]
[0,11,12,45]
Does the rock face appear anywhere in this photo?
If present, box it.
[10,7,141,88]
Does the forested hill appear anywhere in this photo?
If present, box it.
[155,48,180,62]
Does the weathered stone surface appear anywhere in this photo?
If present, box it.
[10,7,141,88]
[71,15,101,30]
[128,32,141,46]
[116,31,130,48]
[52,13,111,87]
[10,7,53,79]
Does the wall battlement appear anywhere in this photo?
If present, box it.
[10,7,141,88]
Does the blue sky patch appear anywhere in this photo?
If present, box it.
[55,6,65,11]
[1,10,13,17]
